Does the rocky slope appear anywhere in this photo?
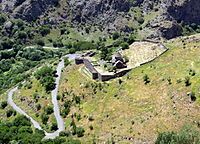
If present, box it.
[0,0,200,39]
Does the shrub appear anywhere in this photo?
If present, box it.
[45,106,54,115]
[155,126,200,144]
[0,14,6,25]
[143,74,150,84]
[36,104,41,111]
[73,41,96,51]
[120,42,129,50]
[1,37,14,50]
[41,113,49,124]
[189,69,196,76]
[18,31,27,39]
[112,32,120,40]
[6,109,14,117]
[60,28,67,35]
[39,26,50,36]
[51,122,58,131]
[127,35,135,44]
[35,66,56,92]
[76,127,85,137]
[0,101,7,109]
[36,39,45,46]
[137,17,144,24]
[184,76,191,86]
[64,57,70,67]
[167,77,172,85]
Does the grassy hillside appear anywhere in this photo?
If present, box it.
[58,34,200,143]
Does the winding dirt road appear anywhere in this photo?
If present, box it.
[7,54,79,139]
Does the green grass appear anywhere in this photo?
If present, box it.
[58,34,200,143]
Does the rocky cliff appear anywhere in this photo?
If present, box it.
[1,0,200,39]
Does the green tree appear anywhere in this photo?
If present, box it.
[112,32,120,40]
[41,113,49,124]
[45,106,54,115]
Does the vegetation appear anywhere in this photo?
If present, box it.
[0,115,81,143]
[57,34,200,143]
[156,126,200,144]
[35,66,56,92]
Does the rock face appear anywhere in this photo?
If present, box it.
[69,0,131,23]
[1,0,200,39]
[167,0,200,25]
[0,0,59,21]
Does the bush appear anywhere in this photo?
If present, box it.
[51,122,58,131]
[0,101,7,109]
[0,14,6,25]
[127,35,135,44]
[112,32,120,40]
[18,31,27,39]
[53,40,63,48]
[36,39,45,46]
[64,57,70,67]
[41,113,49,124]
[35,66,56,92]
[39,26,50,36]
[137,17,144,24]
[73,41,96,51]
[36,104,41,111]
[45,106,54,115]
[120,42,129,50]
[189,69,196,76]
[155,126,200,144]
[76,127,85,137]
[143,74,150,84]
[13,115,31,127]
[1,37,14,50]
[6,109,14,117]
[60,28,67,35]
[184,76,191,86]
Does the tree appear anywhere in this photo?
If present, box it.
[51,122,58,131]
[0,14,6,25]
[18,31,27,39]
[45,106,54,115]
[13,115,31,127]
[41,113,49,124]
[1,37,14,50]
[112,32,120,40]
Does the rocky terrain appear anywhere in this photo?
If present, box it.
[0,0,200,39]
